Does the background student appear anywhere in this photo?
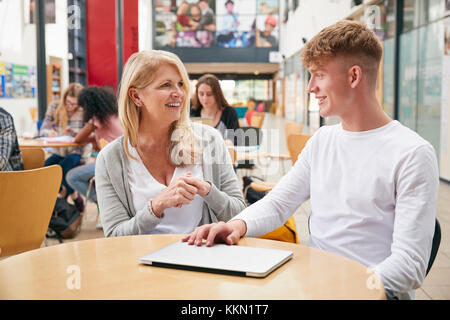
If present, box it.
[39,82,89,211]
[66,86,123,212]
[190,73,240,145]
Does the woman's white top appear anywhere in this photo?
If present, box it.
[127,141,204,234]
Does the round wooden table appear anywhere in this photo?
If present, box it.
[0,235,385,300]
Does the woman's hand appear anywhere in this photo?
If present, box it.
[150,173,199,217]
[48,129,58,137]
[183,172,211,197]
[67,128,77,137]
[150,172,213,217]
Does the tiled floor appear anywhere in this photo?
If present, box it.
[44,112,450,300]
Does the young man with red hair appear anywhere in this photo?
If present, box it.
[184,20,439,300]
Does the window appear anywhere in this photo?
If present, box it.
[382,38,395,118]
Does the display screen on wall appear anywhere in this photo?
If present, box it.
[153,0,279,62]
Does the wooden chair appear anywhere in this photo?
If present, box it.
[190,117,215,126]
[227,147,237,166]
[20,147,46,170]
[99,138,109,150]
[264,122,304,162]
[261,122,304,177]
[287,134,311,165]
[285,122,303,140]
[0,165,62,257]
[250,112,265,128]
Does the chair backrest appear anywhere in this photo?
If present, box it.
[285,122,303,139]
[190,117,215,126]
[99,138,110,150]
[287,134,312,165]
[250,112,265,128]
[426,218,441,276]
[234,106,248,118]
[227,147,237,166]
[20,147,46,170]
[0,165,62,257]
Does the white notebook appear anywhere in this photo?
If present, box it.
[139,240,293,278]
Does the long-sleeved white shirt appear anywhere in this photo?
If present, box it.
[233,120,439,299]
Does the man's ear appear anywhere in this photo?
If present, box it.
[128,87,141,107]
[348,65,363,89]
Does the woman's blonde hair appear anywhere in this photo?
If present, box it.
[53,82,84,131]
[118,50,199,166]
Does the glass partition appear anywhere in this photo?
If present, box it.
[416,21,443,154]
[382,38,395,118]
[398,29,419,131]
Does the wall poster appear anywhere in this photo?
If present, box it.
[0,62,36,99]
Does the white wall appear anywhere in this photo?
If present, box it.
[279,0,353,59]
[139,0,153,51]
[0,0,69,136]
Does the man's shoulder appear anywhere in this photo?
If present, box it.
[0,107,12,119]
[0,108,14,127]
[387,121,432,150]
[313,123,339,138]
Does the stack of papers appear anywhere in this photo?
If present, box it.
[38,136,75,143]
[232,145,261,152]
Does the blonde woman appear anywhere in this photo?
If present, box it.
[95,50,245,237]
[40,82,90,211]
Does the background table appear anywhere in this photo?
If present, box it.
[18,137,84,149]
[0,235,386,299]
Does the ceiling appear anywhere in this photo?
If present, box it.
[185,63,279,77]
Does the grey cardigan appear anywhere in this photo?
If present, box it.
[95,122,246,237]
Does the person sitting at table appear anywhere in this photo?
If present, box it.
[0,107,24,171]
[190,73,240,145]
[244,98,256,126]
[95,50,245,237]
[183,20,439,300]
[66,86,123,214]
[39,82,90,212]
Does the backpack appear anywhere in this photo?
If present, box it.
[243,176,299,244]
[46,197,82,242]
[243,176,266,204]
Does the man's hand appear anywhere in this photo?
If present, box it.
[182,220,247,247]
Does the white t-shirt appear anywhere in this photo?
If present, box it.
[127,142,204,234]
[233,120,439,299]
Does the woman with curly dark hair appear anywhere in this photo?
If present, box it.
[66,86,123,215]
